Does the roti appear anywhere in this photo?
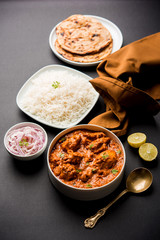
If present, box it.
[56,14,112,55]
[55,39,113,63]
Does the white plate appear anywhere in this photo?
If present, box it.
[49,15,123,67]
[16,65,99,129]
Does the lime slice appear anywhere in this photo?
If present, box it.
[127,132,147,148]
[139,143,158,161]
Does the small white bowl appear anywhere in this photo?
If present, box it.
[47,124,126,201]
[4,122,48,161]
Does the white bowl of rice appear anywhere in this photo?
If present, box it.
[4,122,48,160]
[16,65,99,129]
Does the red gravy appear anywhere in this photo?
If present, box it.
[49,130,124,189]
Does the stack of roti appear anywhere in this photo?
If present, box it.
[55,15,113,63]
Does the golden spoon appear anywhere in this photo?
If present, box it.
[84,167,153,228]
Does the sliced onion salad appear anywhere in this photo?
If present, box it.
[6,126,45,156]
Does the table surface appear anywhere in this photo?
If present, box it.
[0,1,160,240]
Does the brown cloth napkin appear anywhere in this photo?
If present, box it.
[89,32,160,136]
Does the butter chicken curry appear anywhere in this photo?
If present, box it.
[49,130,124,188]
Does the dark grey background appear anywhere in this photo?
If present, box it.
[0,1,160,240]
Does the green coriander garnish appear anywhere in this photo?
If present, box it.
[89,144,94,149]
[117,150,121,154]
[19,138,28,147]
[59,153,64,159]
[86,162,89,165]
[52,81,60,89]
[86,184,92,188]
[102,152,109,159]
[60,137,66,142]
[92,169,96,173]
[76,169,82,173]
[112,169,118,174]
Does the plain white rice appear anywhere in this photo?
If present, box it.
[20,69,97,127]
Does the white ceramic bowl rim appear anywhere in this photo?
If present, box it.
[47,124,126,191]
[4,122,48,158]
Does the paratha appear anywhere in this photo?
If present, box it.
[56,14,112,55]
[55,39,113,63]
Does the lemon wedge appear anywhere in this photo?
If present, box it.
[139,143,158,161]
[127,132,147,148]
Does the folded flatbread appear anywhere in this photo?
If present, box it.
[55,39,113,63]
[56,14,112,55]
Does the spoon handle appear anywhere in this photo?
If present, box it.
[84,189,128,229]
